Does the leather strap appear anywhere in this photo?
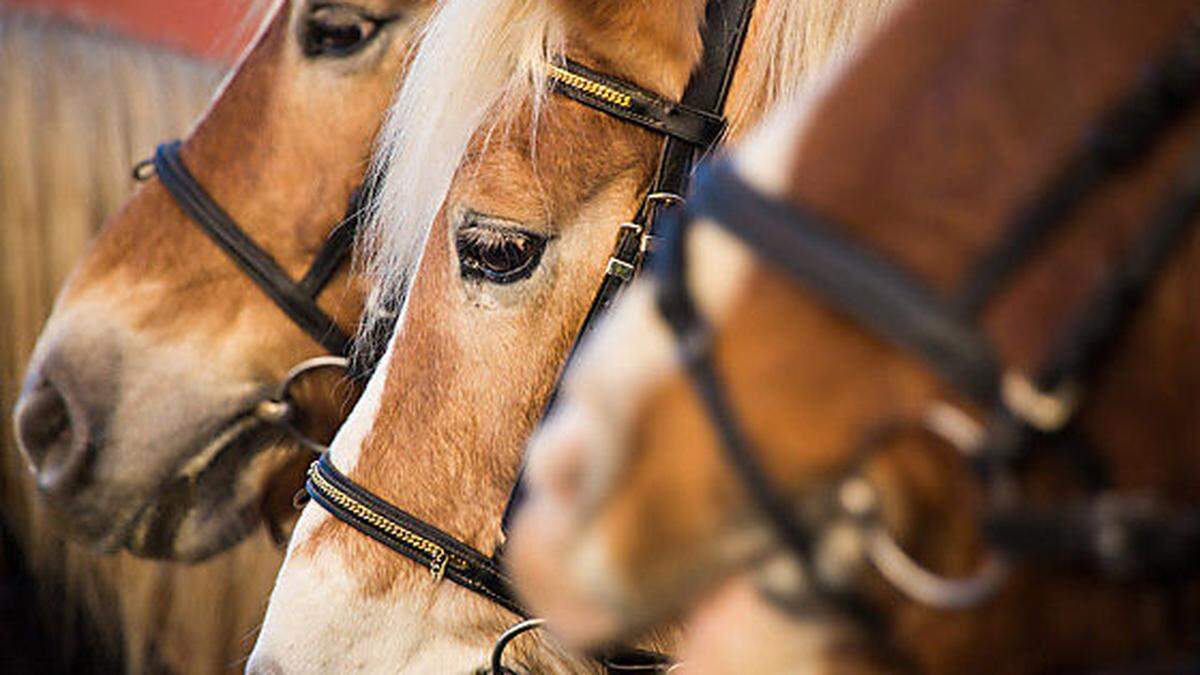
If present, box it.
[669,159,1003,404]
[957,18,1200,318]
[549,59,726,149]
[307,453,523,615]
[501,0,759,536]
[146,141,354,356]
[651,19,1200,595]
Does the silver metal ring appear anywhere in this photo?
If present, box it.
[866,527,1008,610]
[273,355,350,402]
[489,618,546,675]
[256,355,350,455]
[132,157,156,182]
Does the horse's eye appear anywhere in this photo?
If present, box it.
[301,4,388,58]
[456,221,548,285]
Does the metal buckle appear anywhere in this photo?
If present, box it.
[606,257,636,281]
[131,157,156,182]
[645,191,685,207]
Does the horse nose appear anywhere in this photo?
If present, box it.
[14,368,94,496]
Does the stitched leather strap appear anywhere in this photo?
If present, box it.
[307,453,524,616]
[501,0,759,537]
[149,140,354,356]
[549,59,726,148]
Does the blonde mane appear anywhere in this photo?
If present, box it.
[0,8,287,673]
[357,0,892,351]
[357,0,561,344]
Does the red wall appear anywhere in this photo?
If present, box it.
[4,0,263,62]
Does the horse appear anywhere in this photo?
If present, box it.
[249,0,894,671]
[0,8,254,672]
[13,0,438,563]
[9,0,439,670]
[504,0,1200,671]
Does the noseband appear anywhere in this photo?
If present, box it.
[133,140,367,449]
[653,18,1200,620]
[302,0,756,671]
[135,140,359,356]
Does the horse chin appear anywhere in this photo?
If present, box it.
[119,424,304,561]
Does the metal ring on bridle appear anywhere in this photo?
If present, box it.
[255,355,350,454]
[132,157,156,182]
[838,409,1008,610]
[866,527,1009,610]
[489,618,547,675]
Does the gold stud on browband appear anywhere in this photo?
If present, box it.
[546,63,634,109]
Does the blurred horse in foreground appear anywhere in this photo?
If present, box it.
[508,0,1200,671]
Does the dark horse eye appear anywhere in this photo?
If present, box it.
[457,221,548,285]
[301,4,391,58]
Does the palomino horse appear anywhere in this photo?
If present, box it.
[507,0,1200,671]
[250,0,892,671]
[0,10,232,672]
[14,0,436,564]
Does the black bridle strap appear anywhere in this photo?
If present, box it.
[500,0,758,535]
[977,134,1200,479]
[957,18,1200,318]
[655,41,1200,591]
[549,59,726,149]
[676,159,1003,404]
[306,453,524,616]
[571,0,757,327]
[148,140,354,356]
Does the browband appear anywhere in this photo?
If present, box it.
[144,141,355,356]
[307,452,523,615]
[548,59,727,149]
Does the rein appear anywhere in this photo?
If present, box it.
[303,0,756,671]
[652,16,1200,622]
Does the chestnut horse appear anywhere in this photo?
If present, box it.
[0,10,242,672]
[507,0,1200,672]
[250,0,893,671]
[14,0,436,564]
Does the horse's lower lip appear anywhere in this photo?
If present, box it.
[117,411,280,559]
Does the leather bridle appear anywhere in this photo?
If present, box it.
[133,140,365,449]
[303,0,756,671]
[652,17,1200,624]
[136,140,358,356]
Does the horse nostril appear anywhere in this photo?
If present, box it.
[14,373,91,495]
